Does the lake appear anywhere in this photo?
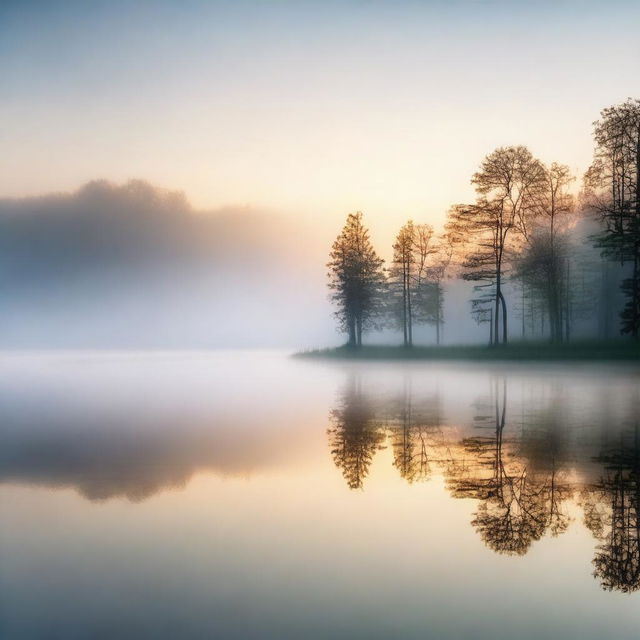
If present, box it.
[1,350,640,639]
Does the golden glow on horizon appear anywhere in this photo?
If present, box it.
[1,1,638,244]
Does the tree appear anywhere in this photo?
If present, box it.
[515,231,572,343]
[423,238,453,345]
[389,221,446,346]
[535,163,575,341]
[513,161,576,343]
[389,220,419,347]
[584,99,640,338]
[470,289,495,345]
[327,212,386,347]
[447,146,547,345]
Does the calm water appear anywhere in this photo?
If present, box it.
[1,351,640,639]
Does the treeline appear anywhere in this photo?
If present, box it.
[327,98,640,347]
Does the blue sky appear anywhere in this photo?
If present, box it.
[2,0,639,236]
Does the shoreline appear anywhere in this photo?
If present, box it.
[295,341,640,362]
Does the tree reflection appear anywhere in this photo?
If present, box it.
[520,395,574,537]
[583,426,640,592]
[444,382,574,555]
[325,372,640,593]
[327,376,385,489]
[388,380,443,484]
[446,380,544,555]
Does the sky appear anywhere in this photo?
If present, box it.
[1,0,640,242]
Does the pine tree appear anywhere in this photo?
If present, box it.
[327,212,386,347]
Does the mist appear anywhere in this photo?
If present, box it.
[0,178,624,349]
[0,180,336,348]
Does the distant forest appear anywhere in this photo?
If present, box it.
[328,98,640,347]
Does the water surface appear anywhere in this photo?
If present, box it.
[1,351,639,639]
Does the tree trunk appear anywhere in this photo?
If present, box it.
[632,252,639,340]
[634,124,640,339]
[547,277,555,343]
[348,317,356,347]
[489,307,494,346]
[549,282,562,344]
[557,286,563,344]
[499,290,508,344]
[521,283,525,339]
[407,284,413,348]
[436,284,441,345]
[402,265,408,347]
[565,260,571,342]
[494,275,501,347]
[601,262,611,339]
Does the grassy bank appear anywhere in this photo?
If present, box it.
[296,341,640,362]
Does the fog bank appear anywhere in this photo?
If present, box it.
[0,180,334,348]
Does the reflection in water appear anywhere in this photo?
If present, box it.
[583,427,640,592]
[388,382,443,484]
[328,371,640,592]
[0,416,297,502]
[2,355,640,599]
[328,376,385,489]
[450,380,552,556]
[5,355,640,639]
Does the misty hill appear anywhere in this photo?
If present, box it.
[0,180,332,347]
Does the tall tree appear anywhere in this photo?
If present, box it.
[389,221,418,347]
[423,238,452,345]
[537,162,575,341]
[513,162,575,343]
[389,222,450,346]
[584,99,640,338]
[327,212,386,347]
[447,146,547,345]
[515,231,572,343]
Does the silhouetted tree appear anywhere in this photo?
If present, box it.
[585,99,640,338]
[469,286,496,345]
[516,162,575,342]
[515,231,572,342]
[423,237,452,345]
[327,212,386,347]
[389,220,419,347]
[389,222,445,346]
[447,146,547,345]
